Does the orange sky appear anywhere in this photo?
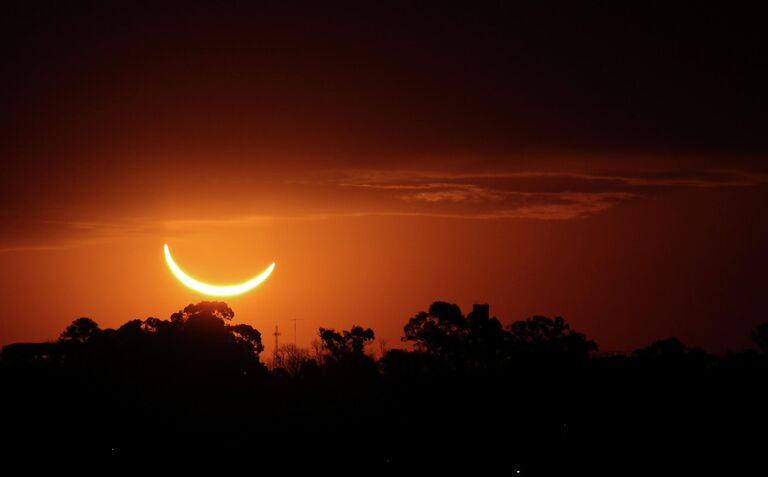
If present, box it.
[1,3,766,354]
[2,162,767,354]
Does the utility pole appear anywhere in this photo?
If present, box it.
[272,325,281,368]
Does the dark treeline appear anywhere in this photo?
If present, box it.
[2,301,767,472]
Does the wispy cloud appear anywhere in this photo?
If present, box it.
[327,166,768,220]
[398,184,507,203]
[0,216,277,253]
[2,164,766,252]
[337,168,768,189]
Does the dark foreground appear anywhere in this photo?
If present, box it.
[2,301,766,472]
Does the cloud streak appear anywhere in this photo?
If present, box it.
[338,168,768,189]
[2,164,766,252]
[330,166,768,221]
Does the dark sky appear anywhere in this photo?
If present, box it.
[3,3,765,156]
[1,2,766,353]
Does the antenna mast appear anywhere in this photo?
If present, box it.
[272,325,282,368]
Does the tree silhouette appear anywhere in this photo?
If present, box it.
[507,315,597,358]
[116,319,144,337]
[316,325,377,380]
[402,302,588,368]
[752,323,768,353]
[173,301,235,325]
[141,316,169,333]
[228,323,265,355]
[273,344,312,376]
[2,298,767,471]
[632,336,687,360]
[466,304,507,367]
[402,301,468,357]
[164,302,265,365]
[318,325,375,360]
[58,317,101,343]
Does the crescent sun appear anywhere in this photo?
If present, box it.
[164,243,276,296]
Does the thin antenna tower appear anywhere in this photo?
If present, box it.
[273,325,281,368]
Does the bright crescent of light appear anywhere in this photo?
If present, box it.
[164,243,275,296]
